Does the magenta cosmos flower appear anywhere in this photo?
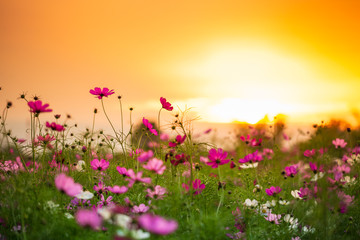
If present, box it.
[55,173,83,197]
[90,159,110,171]
[89,87,115,99]
[284,165,298,177]
[265,186,282,196]
[332,138,347,148]
[75,209,102,230]
[168,134,186,147]
[206,148,230,168]
[116,166,129,177]
[46,121,65,131]
[143,117,158,136]
[142,158,166,175]
[146,185,167,199]
[138,214,178,235]
[182,179,206,195]
[28,100,52,114]
[126,169,152,187]
[160,97,173,111]
[107,185,128,194]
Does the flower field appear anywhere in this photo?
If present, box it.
[0,87,359,240]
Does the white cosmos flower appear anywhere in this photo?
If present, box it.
[279,199,290,205]
[75,190,94,200]
[244,199,258,208]
[76,160,86,172]
[114,214,132,228]
[291,190,302,199]
[240,162,258,169]
[311,172,325,181]
[97,207,112,221]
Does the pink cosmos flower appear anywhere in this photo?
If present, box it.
[126,169,151,187]
[98,194,114,208]
[309,162,324,174]
[143,117,158,136]
[137,150,154,163]
[75,209,102,230]
[206,148,230,168]
[284,165,298,177]
[238,151,263,164]
[160,97,173,111]
[37,134,55,144]
[265,186,282,196]
[262,148,274,159]
[146,185,167,199]
[264,211,281,224]
[138,214,178,235]
[93,181,107,194]
[107,185,128,194]
[304,149,316,157]
[46,121,65,131]
[116,166,129,176]
[132,204,150,213]
[169,134,186,147]
[28,100,52,114]
[142,158,166,175]
[90,159,109,171]
[160,133,169,141]
[55,173,83,197]
[182,179,206,195]
[89,87,115,99]
[332,138,347,148]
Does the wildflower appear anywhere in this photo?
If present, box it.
[304,149,316,157]
[98,194,114,208]
[89,87,115,99]
[75,190,94,200]
[55,173,82,197]
[37,134,55,144]
[243,199,258,208]
[160,133,169,141]
[238,151,263,164]
[28,100,52,114]
[182,179,206,195]
[108,185,128,195]
[279,199,290,205]
[239,162,258,169]
[262,148,274,159]
[116,166,129,177]
[142,158,166,175]
[160,97,173,111]
[75,160,86,172]
[168,134,186,147]
[206,148,230,168]
[75,209,102,230]
[138,214,178,235]
[146,185,167,199]
[265,186,282,196]
[284,165,298,177]
[284,214,299,229]
[309,162,324,174]
[90,159,109,171]
[126,169,151,187]
[93,181,107,194]
[137,150,154,163]
[264,211,281,224]
[332,138,347,148]
[46,121,65,131]
[142,117,158,136]
[132,204,149,213]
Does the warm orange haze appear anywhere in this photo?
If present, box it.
[1,0,360,138]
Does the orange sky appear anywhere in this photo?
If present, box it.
[1,0,360,136]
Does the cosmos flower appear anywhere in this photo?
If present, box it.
[160,97,173,111]
[55,173,83,197]
[75,209,102,230]
[206,148,230,168]
[132,204,149,213]
[89,87,115,99]
[138,214,178,235]
[146,185,167,199]
[142,158,166,175]
[265,186,282,196]
[126,169,151,187]
[107,185,128,195]
[28,100,52,114]
[142,117,158,136]
[332,138,347,148]
[90,159,110,171]
[182,179,206,195]
[46,121,65,131]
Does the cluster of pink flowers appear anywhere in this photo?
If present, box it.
[46,121,65,131]
[142,117,158,136]
[55,173,83,197]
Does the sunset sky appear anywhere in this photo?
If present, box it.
[1,0,360,136]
